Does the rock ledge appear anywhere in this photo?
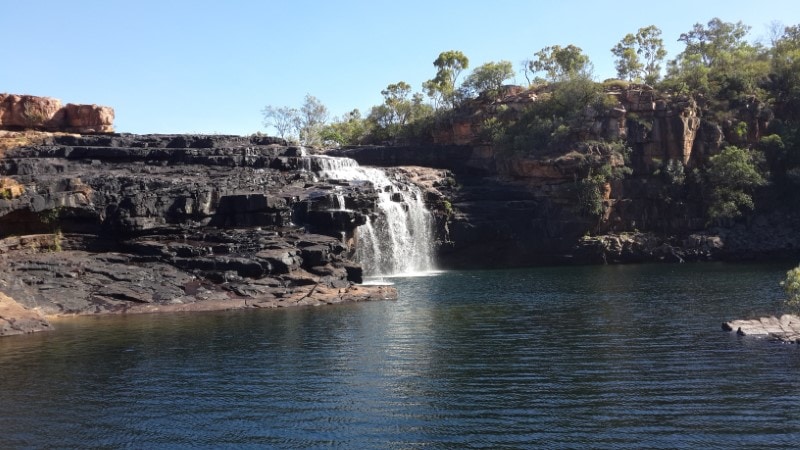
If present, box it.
[722,314,800,343]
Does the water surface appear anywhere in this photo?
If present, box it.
[2,263,799,448]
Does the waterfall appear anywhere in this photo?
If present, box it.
[334,192,347,210]
[310,156,436,278]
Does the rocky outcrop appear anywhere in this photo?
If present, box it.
[723,314,800,343]
[332,140,800,269]
[0,132,397,335]
[328,80,800,269]
[425,84,767,174]
[333,142,629,268]
[0,94,114,133]
[573,232,722,264]
[615,86,702,170]
[330,144,492,175]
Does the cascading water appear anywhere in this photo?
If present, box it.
[309,155,436,278]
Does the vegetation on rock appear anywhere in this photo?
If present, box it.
[705,146,766,221]
[262,17,800,234]
[461,61,515,99]
[782,264,800,310]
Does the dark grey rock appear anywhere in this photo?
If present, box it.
[0,133,396,331]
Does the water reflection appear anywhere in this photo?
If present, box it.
[2,263,800,448]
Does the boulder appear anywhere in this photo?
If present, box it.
[0,94,63,129]
[0,93,114,133]
[63,103,115,133]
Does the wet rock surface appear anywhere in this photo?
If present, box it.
[0,133,396,335]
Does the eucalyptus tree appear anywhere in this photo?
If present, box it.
[525,45,593,82]
[706,146,766,221]
[461,60,515,98]
[297,94,329,146]
[769,24,800,119]
[423,50,469,109]
[261,105,299,141]
[611,25,667,84]
[677,18,752,68]
[666,18,766,98]
[381,81,414,125]
[370,81,432,140]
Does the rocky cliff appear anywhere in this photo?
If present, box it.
[2,85,794,335]
[331,84,799,268]
[0,132,395,336]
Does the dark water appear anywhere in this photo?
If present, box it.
[2,263,800,449]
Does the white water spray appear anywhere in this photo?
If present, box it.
[311,156,436,278]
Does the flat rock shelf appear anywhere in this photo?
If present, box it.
[722,314,800,343]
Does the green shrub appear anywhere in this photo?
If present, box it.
[577,173,607,216]
[441,199,454,217]
[38,207,60,226]
[782,264,800,310]
[706,146,766,221]
[602,79,630,90]
[52,230,63,252]
[627,112,653,131]
[734,121,748,140]
[479,117,506,143]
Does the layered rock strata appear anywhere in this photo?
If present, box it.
[326,84,795,269]
[333,143,800,269]
[0,133,396,336]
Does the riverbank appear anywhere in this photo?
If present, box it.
[0,251,396,337]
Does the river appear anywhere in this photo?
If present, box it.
[2,263,799,448]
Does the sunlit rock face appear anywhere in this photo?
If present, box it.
[329,83,796,270]
[0,94,114,133]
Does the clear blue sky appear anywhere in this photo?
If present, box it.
[2,0,799,135]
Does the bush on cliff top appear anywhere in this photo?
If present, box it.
[496,75,615,156]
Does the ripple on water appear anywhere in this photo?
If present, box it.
[1,263,800,448]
